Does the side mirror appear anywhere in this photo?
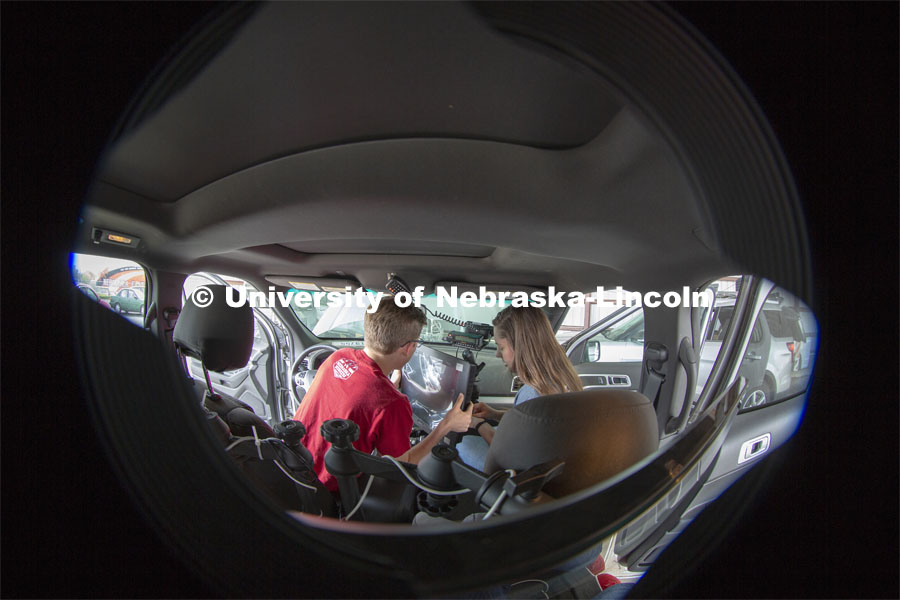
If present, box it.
[586,340,601,362]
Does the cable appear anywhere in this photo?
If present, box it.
[273,459,319,492]
[482,469,516,520]
[432,310,466,327]
[509,580,549,600]
[224,429,281,452]
[482,490,507,520]
[342,475,374,520]
[224,434,320,492]
[224,436,255,451]
[251,426,264,460]
[383,455,469,496]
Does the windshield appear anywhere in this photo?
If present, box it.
[290,292,513,345]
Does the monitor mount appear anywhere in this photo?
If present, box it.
[320,418,564,522]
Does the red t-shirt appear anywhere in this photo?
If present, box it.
[293,348,413,491]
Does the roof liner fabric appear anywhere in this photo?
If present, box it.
[100,2,620,203]
[81,2,789,294]
[83,107,719,291]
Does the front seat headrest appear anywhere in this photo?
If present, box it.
[484,390,659,498]
[173,284,253,372]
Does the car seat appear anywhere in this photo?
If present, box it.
[484,389,659,499]
[172,284,267,436]
[173,284,335,515]
[460,390,657,598]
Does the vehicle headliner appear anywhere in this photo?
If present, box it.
[78,3,738,292]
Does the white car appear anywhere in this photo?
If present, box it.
[698,291,811,408]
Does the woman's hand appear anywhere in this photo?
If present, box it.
[473,403,503,422]
[470,416,496,444]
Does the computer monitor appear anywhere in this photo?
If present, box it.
[401,345,474,432]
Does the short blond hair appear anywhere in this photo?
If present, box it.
[364,296,427,354]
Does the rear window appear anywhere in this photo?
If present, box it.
[70,252,147,326]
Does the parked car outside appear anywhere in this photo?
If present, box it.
[109,287,145,315]
[698,289,806,408]
[796,308,818,372]
[75,283,111,309]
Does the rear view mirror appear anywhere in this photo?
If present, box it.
[586,340,600,362]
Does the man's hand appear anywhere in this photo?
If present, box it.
[390,369,402,389]
[443,393,473,432]
[403,393,474,465]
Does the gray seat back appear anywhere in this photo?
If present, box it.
[484,390,659,498]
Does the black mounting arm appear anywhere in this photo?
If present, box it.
[320,418,564,521]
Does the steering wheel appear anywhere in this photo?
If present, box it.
[288,344,339,415]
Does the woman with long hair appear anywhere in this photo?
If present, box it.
[456,306,583,469]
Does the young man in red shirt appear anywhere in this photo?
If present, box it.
[293,296,472,491]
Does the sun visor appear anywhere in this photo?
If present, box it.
[432,281,546,296]
[265,275,361,292]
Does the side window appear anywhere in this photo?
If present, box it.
[556,292,630,344]
[742,286,817,410]
[574,308,645,365]
[696,278,819,411]
[70,252,147,326]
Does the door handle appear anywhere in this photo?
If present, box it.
[743,352,762,361]
[738,433,771,464]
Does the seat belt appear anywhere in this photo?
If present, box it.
[641,342,668,409]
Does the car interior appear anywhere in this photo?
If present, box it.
[67,3,818,597]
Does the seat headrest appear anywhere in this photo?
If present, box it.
[173,284,254,372]
[484,390,659,498]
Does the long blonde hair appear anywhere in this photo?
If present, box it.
[492,306,583,396]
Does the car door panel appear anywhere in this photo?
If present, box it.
[620,390,808,570]
[614,387,742,570]
[574,361,642,392]
[616,278,812,570]
[708,392,805,480]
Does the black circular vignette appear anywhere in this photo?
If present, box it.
[3,2,897,598]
